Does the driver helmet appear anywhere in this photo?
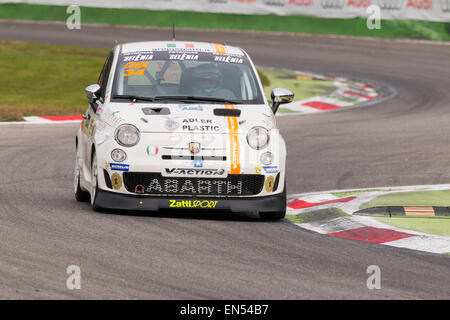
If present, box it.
[191,63,223,94]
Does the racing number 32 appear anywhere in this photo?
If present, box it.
[123,61,149,77]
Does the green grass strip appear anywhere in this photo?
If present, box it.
[258,68,336,104]
[360,190,450,209]
[331,189,384,198]
[376,216,450,237]
[1,3,450,41]
[0,40,109,121]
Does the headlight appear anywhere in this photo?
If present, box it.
[115,124,140,147]
[111,148,127,162]
[260,152,273,165]
[247,126,269,150]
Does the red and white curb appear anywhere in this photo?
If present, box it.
[0,115,83,125]
[23,115,83,123]
[287,184,450,254]
[278,71,379,115]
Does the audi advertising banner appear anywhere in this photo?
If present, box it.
[2,0,449,22]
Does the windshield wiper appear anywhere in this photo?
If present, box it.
[152,96,243,104]
[112,95,243,105]
[112,95,155,102]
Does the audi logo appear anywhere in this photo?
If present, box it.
[265,0,286,6]
[441,0,450,12]
[320,0,346,9]
[377,0,404,9]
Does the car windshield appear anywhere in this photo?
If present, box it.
[111,48,264,104]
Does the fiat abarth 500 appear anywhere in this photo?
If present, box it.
[74,41,294,219]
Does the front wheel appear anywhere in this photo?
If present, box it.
[74,146,89,202]
[90,151,100,211]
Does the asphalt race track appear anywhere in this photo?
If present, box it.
[0,21,449,299]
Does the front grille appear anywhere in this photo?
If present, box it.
[123,172,264,196]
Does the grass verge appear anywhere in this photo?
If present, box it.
[0,40,108,121]
[376,217,450,237]
[0,40,337,121]
[0,3,450,41]
[258,68,336,105]
[359,190,450,209]
[331,189,384,198]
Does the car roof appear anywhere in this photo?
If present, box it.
[119,41,246,56]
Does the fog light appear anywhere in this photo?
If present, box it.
[111,148,127,162]
[260,152,273,165]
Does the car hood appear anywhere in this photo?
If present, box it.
[100,103,276,133]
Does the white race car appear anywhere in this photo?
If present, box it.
[74,41,293,219]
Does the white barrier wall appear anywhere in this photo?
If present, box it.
[1,0,449,22]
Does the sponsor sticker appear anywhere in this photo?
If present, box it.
[164,168,225,176]
[213,55,244,64]
[225,105,240,174]
[109,163,130,172]
[178,105,203,111]
[212,42,226,54]
[169,200,218,209]
[265,176,275,192]
[123,61,149,77]
[165,118,180,131]
[111,173,123,190]
[123,53,154,62]
[193,160,203,168]
[169,53,199,61]
[182,118,220,132]
[256,166,279,175]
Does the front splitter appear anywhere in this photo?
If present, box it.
[95,189,285,213]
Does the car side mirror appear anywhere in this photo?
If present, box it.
[85,84,101,102]
[85,84,101,111]
[271,88,294,114]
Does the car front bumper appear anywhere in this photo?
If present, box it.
[94,189,286,213]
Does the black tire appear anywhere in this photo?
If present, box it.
[259,180,287,220]
[74,147,89,202]
[90,151,101,211]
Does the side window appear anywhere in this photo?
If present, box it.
[97,51,114,101]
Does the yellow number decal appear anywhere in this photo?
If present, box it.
[123,61,149,77]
